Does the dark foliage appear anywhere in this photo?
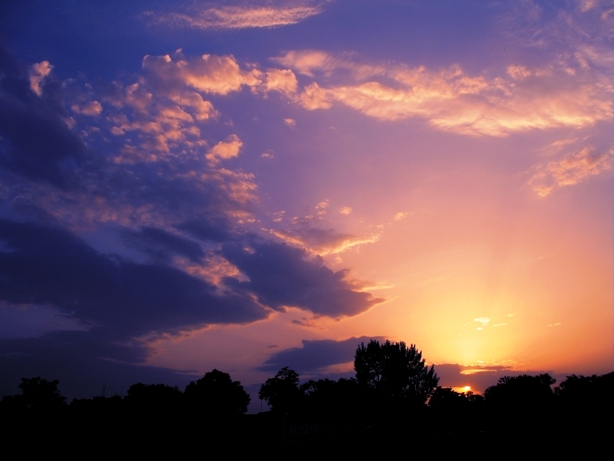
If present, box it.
[354,339,439,405]
[125,382,184,418]
[555,373,614,408]
[1,363,612,455]
[484,373,555,409]
[0,376,66,413]
[429,386,469,409]
[300,377,361,418]
[184,369,250,417]
[258,366,301,414]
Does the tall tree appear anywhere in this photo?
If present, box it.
[259,367,301,414]
[354,339,439,405]
[185,369,250,417]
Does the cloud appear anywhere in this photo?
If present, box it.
[4,52,263,240]
[545,146,612,185]
[273,50,334,76]
[579,0,600,12]
[474,317,491,326]
[0,331,193,399]
[274,46,612,136]
[143,53,262,96]
[147,2,323,30]
[86,51,265,164]
[529,144,613,196]
[0,219,268,339]
[122,227,205,263]
[339,207,352,215]
[222,241,384,318]
[70,100,102,116]
[176,219,231,243]
[393,211,408,221]
[29,61,53,96]
[0,47,85,187]
[297,82,332,110]
[266,69,299,96]
[257,336,384,374]
[269,227,379,255]
[206,135,243,164]
[0,46,394,400]
[0,302,89,339]
[283,117,296,127]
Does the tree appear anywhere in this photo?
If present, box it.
[428,387,467,409]
[259,367,301,414]
[555,373,614,409]
[484,374,555,409]
[184,369,250,417]
[300,377,360,416]
[125,383,183,415]
[18,377,66,411]
[354,339,439,405]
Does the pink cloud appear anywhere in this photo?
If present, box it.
[147,3,323,30]
[29,61,53,96]
[275,50,613,136]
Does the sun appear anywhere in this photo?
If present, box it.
[452,385,472,393]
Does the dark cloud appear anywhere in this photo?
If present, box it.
[0,331,194,400]
[275,227,356,251]
[0,219,267,338]
[0,45,85,187]
[122,226,205,263]
[0,218,273,398]
[257,336,384,374]
[222,241,384,318]
[177,218,231,243]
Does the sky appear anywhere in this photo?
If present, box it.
[0,0,612,406]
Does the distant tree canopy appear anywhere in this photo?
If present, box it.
[555,373,614,408]
[185,369,250,417]
[9,377,66,411]
[429,387,467,409]
[484,374,555,409]
[354,339,439,405]
[125,383,183,414]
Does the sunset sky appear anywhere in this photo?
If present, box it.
[0,0,612,406]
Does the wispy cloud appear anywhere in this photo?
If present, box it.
[268,227,379,255]
[529,144,613,196]
[146,2,324,30]
[274,50,613,137]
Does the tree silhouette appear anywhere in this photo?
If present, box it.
[184,369,250,417]
[354,339,439,405]
[300,377,360,417]
[125,382,183,417]
[428,386,467,409]
[4,377,67,412]
[259,366,301,414]
[484,373,555,409]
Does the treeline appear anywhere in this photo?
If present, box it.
[0,340,612,454]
